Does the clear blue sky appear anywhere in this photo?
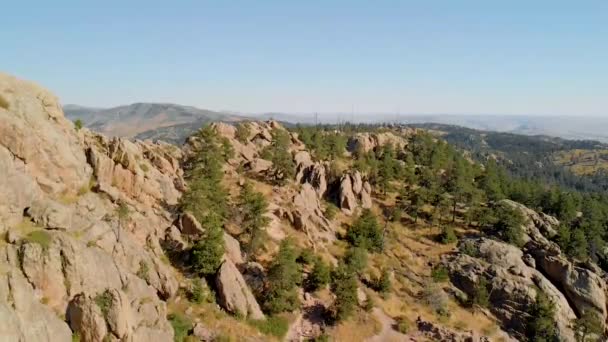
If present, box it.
[2,1,607,115]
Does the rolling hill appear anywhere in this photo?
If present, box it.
[64,103,246,144]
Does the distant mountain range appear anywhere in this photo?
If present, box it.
[64,103,608,144]
[63,103,246,144]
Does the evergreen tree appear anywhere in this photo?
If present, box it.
[526,291,559,342]
[190,212,225,276]
[346,209,384,252]
[574,310,604,342]
[494,203,526,247]
[238,182,271,254]
[267,129,295,185]
[331,261,359,321]
[481,159,505,201]
[263,240,302,314]
[307,257,331,291]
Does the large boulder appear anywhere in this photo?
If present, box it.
[339,174,358,215]
[223,232,244,265]
[532,248,607,323]
[215,259,265,320]
[292,184,334,245]
[444,238,576,341]
[67,293,108,342]
[0,73,92,196]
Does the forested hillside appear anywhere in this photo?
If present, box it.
[3,72,608,342]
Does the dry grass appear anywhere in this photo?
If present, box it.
[329,310,381,341]
[554,149,608,175]
[168,299,270,341]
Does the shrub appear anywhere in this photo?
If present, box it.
[188,279,206,304]
[395,317,410,334]
[168,313,193,342]
[74,119,83,131]
[263,240,302,314]
[423,283,450,317]
[573,310,604,342]
[95,290,113,318]
[248,316,289,338]
[344,247,368,275]
[137,261,150,282]
[71,333,81,342]
[364,295,375,312]
[431,265,449,282]
[471,276,490,308]
[346,209,383,252]
[324,202,338,221]
[376,268,391,294]
[25,230,52,250]
[308,257,331,291]
[460,240,479,257]
[331,261,358,321]
[235,122,251,144]
[297,248,316,265]
[439,225,457,244]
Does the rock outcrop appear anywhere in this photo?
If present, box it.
[292,183,335,246]
[0,73,178,341]
[339,171,372,215]
[215,259,265,320]
[445,238,577,341]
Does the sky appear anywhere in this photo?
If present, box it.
[1,1,607,116]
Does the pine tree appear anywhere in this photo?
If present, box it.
[190,212,225,276]
[267,129,295,184]
[526,291,559,342]
[263,240,302,314]
[331,261,359,321]
[238,182,271,254]
[346,209,383,252]
[574,310,604,342]
[482,159,505,201]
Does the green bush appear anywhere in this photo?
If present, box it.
[344,247,368,275]
[95,290,113,318]
[25,230,52,250]
[236,122,251,144]
[471,276,490,308]
[460,240,479,257]
[431,265,449,282]
[439,225,457,244]
[346,209,383,252]
[168,313,193,342]
[308,257,331,291]
[331,261,358,321]
[395,317,410,334]
[324,203,338,221]
[248,316,289,338]
[376,269,391,294]
[263,240,302,314]
[74,119,83,131]
[188,278,207,304]
[137,260,150,282]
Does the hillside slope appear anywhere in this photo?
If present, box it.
[64,103,245,144]
[2,73,608,342]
